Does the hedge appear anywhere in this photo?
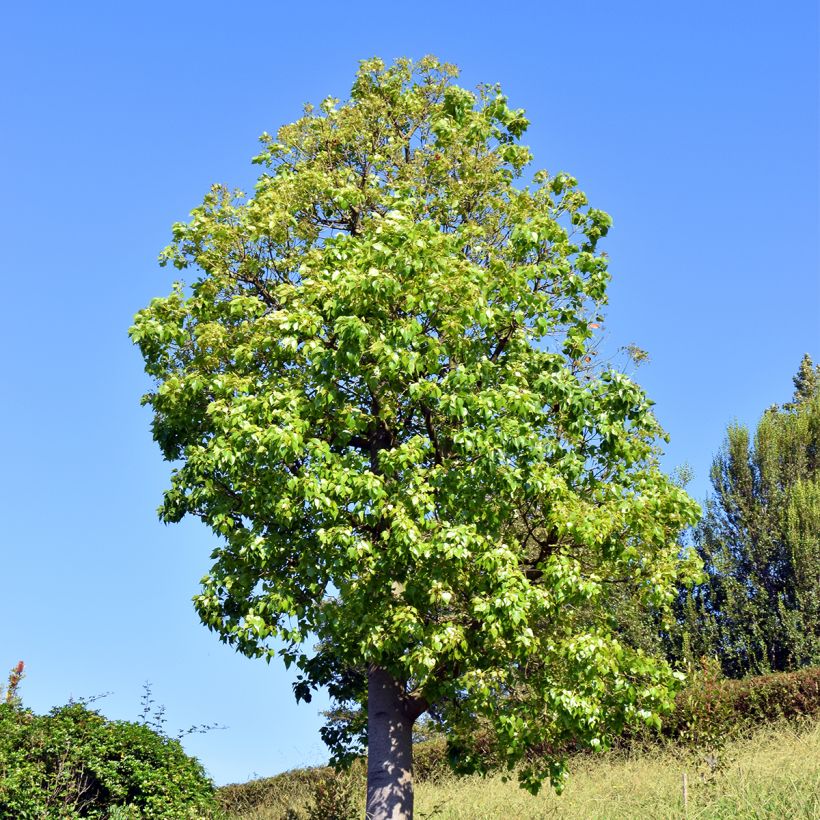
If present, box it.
[663,663,820,744]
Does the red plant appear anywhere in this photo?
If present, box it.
[5,660,25,704]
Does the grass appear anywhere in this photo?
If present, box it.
[415,720,820,819]
[220,719,820,819]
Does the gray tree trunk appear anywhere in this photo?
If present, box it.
[366,666,415,820]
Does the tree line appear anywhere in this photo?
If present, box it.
[673,354,820,678]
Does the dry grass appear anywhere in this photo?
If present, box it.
[222,719,820,819]
[415,720,820,819]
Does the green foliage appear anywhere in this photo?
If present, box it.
[681,355,820,676]
[444,663,820,764]
[663,663,820,745]
[218,765,363,819]
[0,670,217,818]
[789,352,819,408]
[307,769,359,820]
[132,55,701,793]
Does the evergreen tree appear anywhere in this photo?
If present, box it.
[789,352,819,407]
[683,356,820,676]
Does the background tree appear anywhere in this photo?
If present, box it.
[682,355,820,676]
[131,56,700,819]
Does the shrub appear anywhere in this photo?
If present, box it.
[413,738,450,783]
[423,665,820,776]
[307,769,359,820]
[0,666,218,818]
[218,764,363,819]
[664,662,820,743]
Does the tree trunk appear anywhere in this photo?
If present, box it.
[366,666,415,820]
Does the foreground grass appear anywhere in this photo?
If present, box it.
[416,720,820,819]
[221,719,820,819]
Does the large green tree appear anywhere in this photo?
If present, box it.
[131,57,700,819]
[683,355,820,677]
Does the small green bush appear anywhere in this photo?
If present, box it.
[412,738,450,783]
[307,769,359,820]
[0,666,218,818]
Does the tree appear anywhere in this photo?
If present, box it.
[789,352,819,408]
[683,355,820,677]
[131,56,700,819]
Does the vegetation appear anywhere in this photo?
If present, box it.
[411,719,820,820]
[131,55,701,817]
[680,355,820,677]
[217,665,820,818]
[663,662,820,745]
[217,718,820,819]
[0,664,218,819]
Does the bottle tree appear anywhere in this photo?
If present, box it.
[131,57,700,819]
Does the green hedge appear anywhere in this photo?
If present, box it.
[218,765,361,820]
[663,664,820,744]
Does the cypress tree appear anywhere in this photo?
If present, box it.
[683,356,820,676]
[789,352,819,407]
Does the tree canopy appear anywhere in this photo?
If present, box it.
[683,355,820,677]
[131,56,700,814]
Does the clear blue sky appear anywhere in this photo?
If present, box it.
[1,0,817,788]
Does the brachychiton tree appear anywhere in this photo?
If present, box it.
[131,57,701,820]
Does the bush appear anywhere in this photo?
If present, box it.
[413,738,450,783]
[218,764,362,820]
[664,662,820,744]
[306,769,359,820]
[413,665,820,780]
[0,666,218,818]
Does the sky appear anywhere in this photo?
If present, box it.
[1,0,817,788]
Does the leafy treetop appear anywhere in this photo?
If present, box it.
[131,56,701,793]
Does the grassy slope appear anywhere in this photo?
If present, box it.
[416,720,820,819]
[221,719,820,819]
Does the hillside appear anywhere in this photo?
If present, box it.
[219,718,820,819]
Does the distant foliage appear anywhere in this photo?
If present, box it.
[307,770,359,820]
[416,664,820,769]
[0,666,218,819]
[218,765,363,820]
[664,663,820,745]
[680,355,820,676]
